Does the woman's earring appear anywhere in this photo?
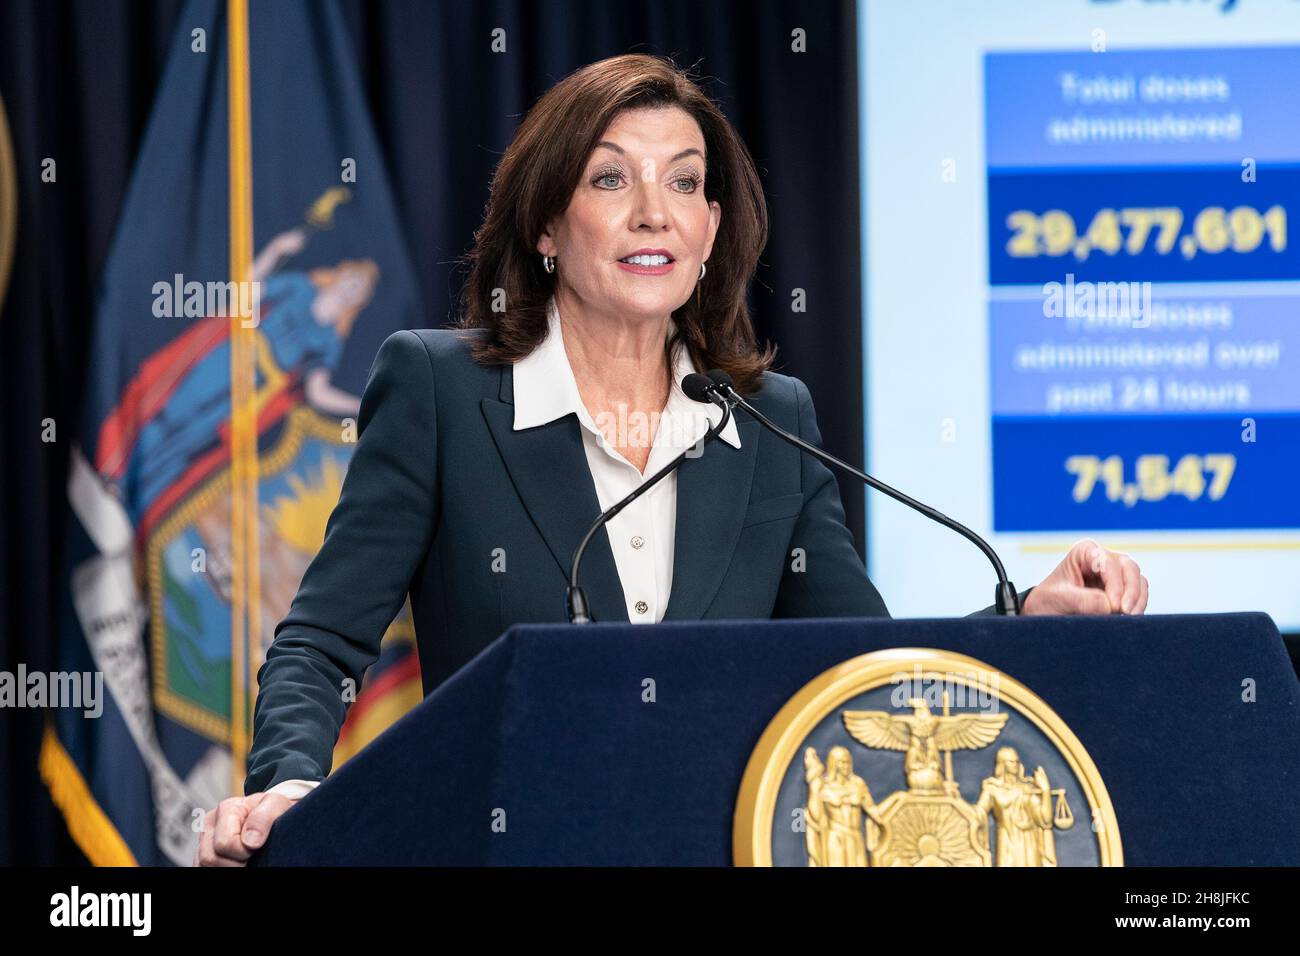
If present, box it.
[542,254,556,275]
[698,262,707,281]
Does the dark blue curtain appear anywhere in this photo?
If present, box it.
[0,0,188,867]
[0,0,863,864]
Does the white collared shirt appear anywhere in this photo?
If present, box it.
[512,297,741,623]
[260,300,740,805]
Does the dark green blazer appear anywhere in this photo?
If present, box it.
[246,328,907,792]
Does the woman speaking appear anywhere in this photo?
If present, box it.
[197,53,1147,866]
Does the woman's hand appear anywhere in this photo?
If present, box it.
[194,791,298,867]
[1022,538,1148,616]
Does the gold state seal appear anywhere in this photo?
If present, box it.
[733,648,1121,867]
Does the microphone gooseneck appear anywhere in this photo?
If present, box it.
[705,370,1021,616]
[566,374,734,624]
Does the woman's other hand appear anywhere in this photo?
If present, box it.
[194,791,298,867]
[1022,538,1148,616]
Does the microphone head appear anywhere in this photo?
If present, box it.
[681,372,717,403]
[706,369,735,392]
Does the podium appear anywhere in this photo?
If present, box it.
[252,613,1300,866]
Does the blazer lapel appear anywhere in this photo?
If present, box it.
[483,365,760,624]
[662,419,760,621]
[481,369,629,624]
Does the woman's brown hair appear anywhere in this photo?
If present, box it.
[455,53,775,393]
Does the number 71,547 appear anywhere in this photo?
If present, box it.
[1065,454,1237,507]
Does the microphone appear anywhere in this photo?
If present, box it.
[566,373,735,624]
[702,370,1021,615]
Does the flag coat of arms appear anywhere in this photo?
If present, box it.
[43,0,425,866]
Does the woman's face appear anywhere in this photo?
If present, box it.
[539,105,721,323]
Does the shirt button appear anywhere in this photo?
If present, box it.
[630,535,645,550]
[634,600,649,615]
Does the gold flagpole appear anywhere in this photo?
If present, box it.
[227,0,259,794]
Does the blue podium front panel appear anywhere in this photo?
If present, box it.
[256,613,1299,866]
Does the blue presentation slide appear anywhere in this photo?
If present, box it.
[862,1,1300,628]
[985,46,1300,532]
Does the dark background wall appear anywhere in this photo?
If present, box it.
[0,0,864,864]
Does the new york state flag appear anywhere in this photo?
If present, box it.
[43,0,425,866]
